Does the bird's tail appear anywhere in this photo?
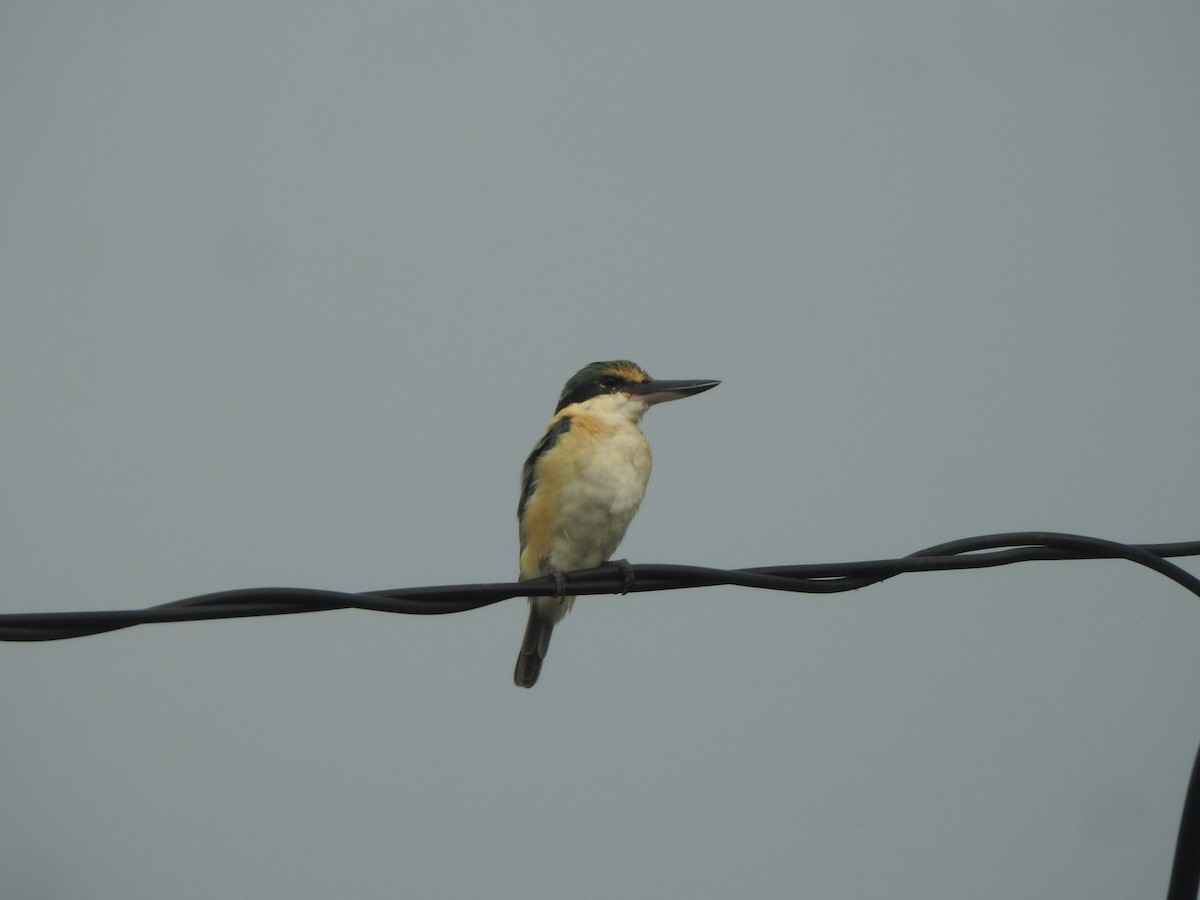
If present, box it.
[514,605,555,688]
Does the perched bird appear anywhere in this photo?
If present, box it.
[514,360,719,688]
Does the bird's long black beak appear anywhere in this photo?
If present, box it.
[630,378,720,406]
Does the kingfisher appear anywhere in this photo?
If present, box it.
[514,360,719,688]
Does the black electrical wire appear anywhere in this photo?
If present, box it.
[3,532,1199,641]
[2,530,1197,898]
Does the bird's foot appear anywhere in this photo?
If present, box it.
[547,565,567,599]
[610,558,635,595]
[537,556,568,598]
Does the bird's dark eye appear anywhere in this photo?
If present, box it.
[598,375,621,390]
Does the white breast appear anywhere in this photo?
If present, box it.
[549,424,651,573]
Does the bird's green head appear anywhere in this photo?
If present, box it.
[554,361,719,413]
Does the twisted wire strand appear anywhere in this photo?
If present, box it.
[2,532,1197,642]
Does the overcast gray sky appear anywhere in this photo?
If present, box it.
[2,3,1198,898]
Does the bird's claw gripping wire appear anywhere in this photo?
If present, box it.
[547,565,567,599]
[610,558,635,594]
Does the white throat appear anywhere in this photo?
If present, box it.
[576,392,650,423]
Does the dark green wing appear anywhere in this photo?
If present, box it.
[518,415,573,553]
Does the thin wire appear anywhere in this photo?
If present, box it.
[2,530,1198,899]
